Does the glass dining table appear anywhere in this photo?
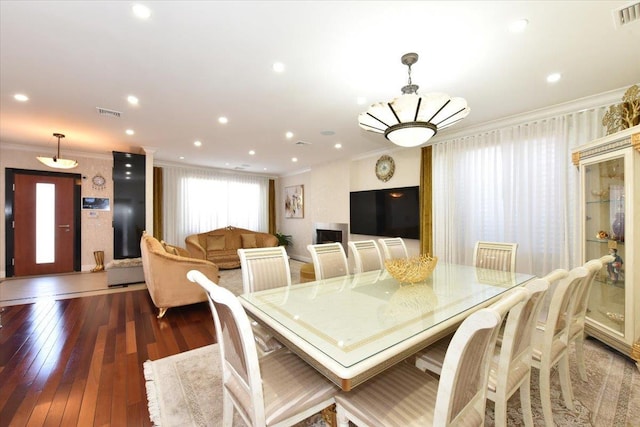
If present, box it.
[239,262,535,391]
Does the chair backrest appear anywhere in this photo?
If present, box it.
[433,303,505,425]
[493,274,555,394]
[377,237,409,260]
[539,266,588,349]
[473,241,518,272]
[187,270,267,426]
[307,242,349,280]
[348,240,383,273]
[571,256,611,328]
[238,246,291,293]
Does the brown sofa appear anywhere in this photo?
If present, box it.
[185,226,279,269]
[140,232,220,318]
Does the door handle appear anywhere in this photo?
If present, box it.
[58,224,70,228]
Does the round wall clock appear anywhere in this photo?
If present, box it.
[375,155,395,182]
[92,174,107,190]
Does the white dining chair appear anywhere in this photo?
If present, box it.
[238,246,292,354]
[532,265,588,427]
[348,240,383,273]
[570,255,613,380]
[377,237,409,260]
[415,271,558,427]
[335,289,524,427]
[307,242,349,280]
[187,270,338,427]
[473,241,518,272]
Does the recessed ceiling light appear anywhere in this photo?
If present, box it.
[249,150,255,155]
[285,131,294,139]
[509,18,529,33]
[218,116,228,124]
[194,140,202,147]
[14,93,29,102]
[292,157,298,162]
[127,95,139,105]
[263,168,267,171]
[334,143,342,149]
[179,156,185,160]
[125,163,132,168]
[126,171,132,175]
[125,129,135,135]
[546,72,562,83]
[272,62,285,73]
[132,4,151,19]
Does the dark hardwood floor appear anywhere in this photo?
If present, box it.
[0,290,215,426]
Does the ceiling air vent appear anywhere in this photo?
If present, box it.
[612,1,640,29]
[296,140,312,146]
[96,107,122,118]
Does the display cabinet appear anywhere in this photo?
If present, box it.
[572,125,639,369]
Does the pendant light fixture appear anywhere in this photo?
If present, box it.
[358,53,470,147]
[36,133,78,169]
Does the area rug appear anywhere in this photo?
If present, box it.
[144,339,639,426]
[144,344,324,427]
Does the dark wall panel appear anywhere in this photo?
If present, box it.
[113,151,145,259]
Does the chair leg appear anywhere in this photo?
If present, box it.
[157,307,168,318]
[539,364,554,427]
[494,396,507,427]
[519,374,534,427]
[336,405,350,427]
[222,390,234,427]
[574,335,587,381]
[558,355,575,410]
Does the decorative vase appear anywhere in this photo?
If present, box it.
[611,212,625,241]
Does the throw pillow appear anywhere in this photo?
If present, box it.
[160,240,176,255]
[241,233,258,248]
[207,234,226,250]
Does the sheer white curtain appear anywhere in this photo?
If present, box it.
[432,107,607,276]
[162,165,269,246]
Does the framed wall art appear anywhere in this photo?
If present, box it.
[284,185,304,218]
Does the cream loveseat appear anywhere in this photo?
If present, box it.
[140,232,220,318]
[185,226,279,269]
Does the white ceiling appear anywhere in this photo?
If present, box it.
[1,1,639,176]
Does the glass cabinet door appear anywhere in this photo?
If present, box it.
[584,155,626,334]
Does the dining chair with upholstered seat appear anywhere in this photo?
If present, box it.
[187,270,338,427]
[532,265,588,427]
[415,270,562,427]
[238,246,292,354]
[307,242,349,280]
[569,255,613,380]
[473,241,518,272]
[335,288,525,427]
[348,240,383,273]
[377,237,409,260]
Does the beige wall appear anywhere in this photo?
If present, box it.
[277,147,423,267]
[1,145,115,277]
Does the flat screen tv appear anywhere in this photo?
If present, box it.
[350,186,420,239]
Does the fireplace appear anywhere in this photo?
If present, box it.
[312,222,349,255]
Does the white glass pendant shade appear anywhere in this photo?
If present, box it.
[36,133,78,169]
[36,156,78,169]
[358,53,470,147]
[358,92,470,147]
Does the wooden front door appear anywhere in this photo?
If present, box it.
[13,173,77,276]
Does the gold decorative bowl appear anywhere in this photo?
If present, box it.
[385,255,438,284]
